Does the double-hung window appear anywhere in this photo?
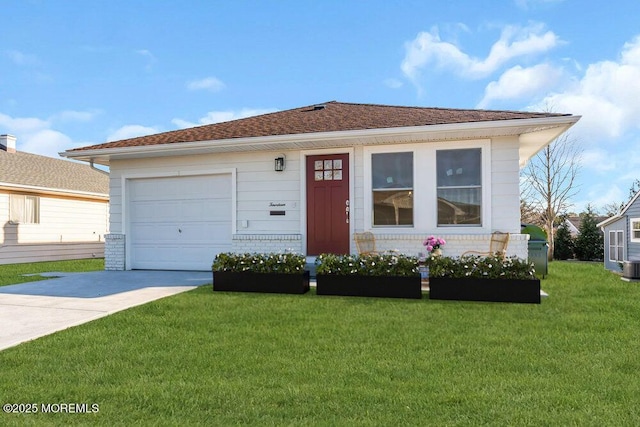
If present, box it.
[372,152,413,226]
[9,194,40,224]
[631,218,640,242]
[609,230,624,261]
[436,148,482,226]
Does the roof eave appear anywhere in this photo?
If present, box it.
[61,115,580,166]
[0,182,109,201]
[597,215,622,229]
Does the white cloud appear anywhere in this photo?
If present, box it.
[477,63,563,108]
[0,112,86,158]
[580,148,617,173]
[5,50,39,66]
[0,112,49,134]
[578,183,626,212]
[172,108,278,128]
[401,23,560,87]
[571,140,640,211]
[107,125,160,142]
[186,76,226,92]
[537,35,640,140]
[20,129,74,156]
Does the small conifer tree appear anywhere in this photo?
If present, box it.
[574,205,604,261]
[554,217,574,260]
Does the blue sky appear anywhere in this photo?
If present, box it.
[2,0,639,212]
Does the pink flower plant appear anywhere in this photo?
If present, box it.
[423,235,446,253]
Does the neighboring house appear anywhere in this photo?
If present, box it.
[564,217,581,237]
[564,215,608,238]
[0,134,109,264]
[598,190,640,272]
[61,101,579,271]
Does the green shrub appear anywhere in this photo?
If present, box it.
[212,252,306,274]
[427,255,536,280]
[315,253,419,277]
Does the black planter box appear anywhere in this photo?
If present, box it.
[429,277,541,304]
[213,271,310,294]
[316,275,422,299]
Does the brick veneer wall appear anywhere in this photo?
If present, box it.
[231,232,529,260]
[104,233,125,270]
[232,234,303,254]
[360,233,529,260]
[104,232,529,271]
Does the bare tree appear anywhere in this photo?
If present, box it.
[602,202,623,217]
[627,178,640,201]
[600,179,640,216]
[520,198,542,225]
[520,133,582,261]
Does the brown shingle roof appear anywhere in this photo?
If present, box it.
[69,101,570,152]
[0,150,109,195]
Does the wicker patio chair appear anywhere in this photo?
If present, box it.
[461,231,510,258]
[354,231,379,255]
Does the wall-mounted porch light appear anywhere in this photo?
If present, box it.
[275,155,286,172]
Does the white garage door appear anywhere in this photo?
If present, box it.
[128,174,232,270]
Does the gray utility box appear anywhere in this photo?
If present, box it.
[528,240,549,278]
[622,261,640,280]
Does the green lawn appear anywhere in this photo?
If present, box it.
[1,261,640,425]
[0,258,104,287]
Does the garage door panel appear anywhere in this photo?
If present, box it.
[130,179,175,199]
[131,245,230,271]
[131,201,182,222]
[181,200,217,220]
[130,224,181,244]
[178,223,231,242]
[129,174,232,271]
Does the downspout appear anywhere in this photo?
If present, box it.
[89,158,108,174]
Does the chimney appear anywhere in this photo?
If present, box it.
[0,134,17,153]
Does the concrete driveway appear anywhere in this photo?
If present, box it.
[0,270,212,351]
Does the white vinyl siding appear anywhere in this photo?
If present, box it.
[489,137,521,232]
[3,195,107,244]
[0,192,108,265]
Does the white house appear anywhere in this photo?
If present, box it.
[1,134,109,264]
[61,102,579,271]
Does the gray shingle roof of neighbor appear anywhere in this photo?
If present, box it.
[0,149,109,195]
[67,101,573,152]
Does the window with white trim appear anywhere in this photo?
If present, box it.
[372,152,413,226]
[631,218,640,242]
[609,230,624,261]
[436,148,482,226]
[9,194,40,224]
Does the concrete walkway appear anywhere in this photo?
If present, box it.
[0,270,212,351]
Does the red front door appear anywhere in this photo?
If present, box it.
[306,154,350,255]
